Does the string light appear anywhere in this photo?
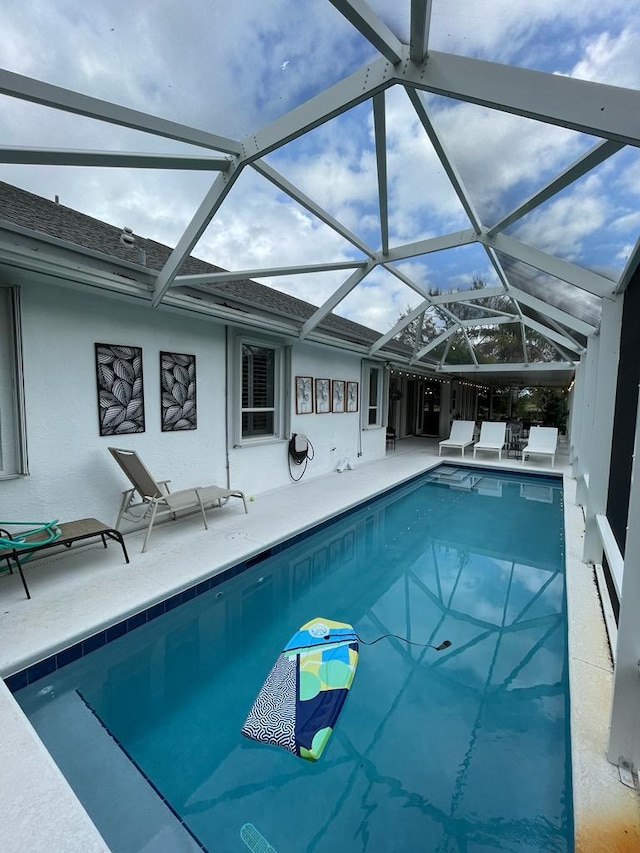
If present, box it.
[386,368,489,392]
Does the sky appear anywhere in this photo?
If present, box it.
[0,0,639,334]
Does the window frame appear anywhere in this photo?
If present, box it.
[0,284,28,477]
[362,361,387,429]
[232,333,290,446]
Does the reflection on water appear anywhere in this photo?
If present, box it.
[16,467,570,853]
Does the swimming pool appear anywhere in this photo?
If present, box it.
[13,465,571,852]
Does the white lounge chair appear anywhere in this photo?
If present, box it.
[439,420,476,457]
[109,447,248,552]
[473,422,507,461]
[521,426,558,468]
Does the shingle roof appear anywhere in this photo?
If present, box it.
[0,180,414,358]
[181,280,411,351]
[0,180,214,275]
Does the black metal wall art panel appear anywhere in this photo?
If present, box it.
[161,351,197,431]
[95,343,145,435]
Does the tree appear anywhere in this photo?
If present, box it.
[394,289,441,350]
[515,387,569,431]
[394,276,561,364]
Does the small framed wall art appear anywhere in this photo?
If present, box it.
[315,378,330,414]
[346,380,359,413]
[295,375,313,414]
[332,379,345,413]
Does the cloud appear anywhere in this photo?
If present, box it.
[200,167,362,263]
[568,25,640,88]
[612,212,640,234]
[622,156,640,197]
[0,0,636,337]
[512,175,608,260]
[428,0,630,72]
[0,0,373,137]
[339,267,419,332]
[382,89,472,242]
[427,98,589,224]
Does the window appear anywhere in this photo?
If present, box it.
[0,285,27,476]
[235,336,289,443]
[242,343,275,437]
[363,362,385,427]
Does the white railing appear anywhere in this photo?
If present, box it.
[595,514,624,598]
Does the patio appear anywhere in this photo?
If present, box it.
[1,437,638,852]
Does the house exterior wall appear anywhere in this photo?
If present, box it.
[1,279,386,528]
[229,342,385,495]
[3,282,229,526]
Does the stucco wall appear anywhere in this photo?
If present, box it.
[3,282,228,525]
[229,343,386,495]
[1,281,386,526]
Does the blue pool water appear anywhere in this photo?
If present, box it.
[14,465,572,852]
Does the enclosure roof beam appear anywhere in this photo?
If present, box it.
[0,146,232,170]
[484,233,616,299]
[382,263,460,329]
[520,317,585,353]
[299,263,373,340]
[507,286,597,336]
[326,0,404,64]
[454,302,516,319]
[440,361,576,373]
[175,260,368,285]
[373,93,390,256]
[458,315,518,329]
[483,247,514,300]
[487,139,625,236]
[251,159,376,258]
[409,0,433,63]
[368,300,430,356]
[152,162,242,307]
[414,325,457,360]
[240,55,395,162]
[386,229,477,262]
[438,361,575,372]
[426,286,507,305]
[406,88,483,233]
[615,233,640,295]
[400,51,640,146]
[0,69,241,154]
[544,317,585,353]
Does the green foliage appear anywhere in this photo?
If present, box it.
[394,275,559,364]
[519,388,569,431]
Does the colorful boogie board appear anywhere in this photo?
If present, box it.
[241,617,359,761]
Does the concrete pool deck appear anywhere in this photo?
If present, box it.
[1,437,639,851]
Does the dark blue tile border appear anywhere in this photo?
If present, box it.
[3,462,562,695]
[3,560,245,693]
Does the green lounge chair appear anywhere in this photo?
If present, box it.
[0,518,129,599]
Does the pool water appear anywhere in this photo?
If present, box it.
[15,466,572,852]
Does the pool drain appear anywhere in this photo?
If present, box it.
[240,822,278,852]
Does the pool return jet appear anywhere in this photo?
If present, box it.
[242,617,451,762]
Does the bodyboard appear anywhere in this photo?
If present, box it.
[241,617,359,761]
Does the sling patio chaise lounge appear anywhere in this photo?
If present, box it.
[521,426,559,468]
[0,518,129,599]
[439,420,476,457]
[473,422,507,461]
[108,447,248,552]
